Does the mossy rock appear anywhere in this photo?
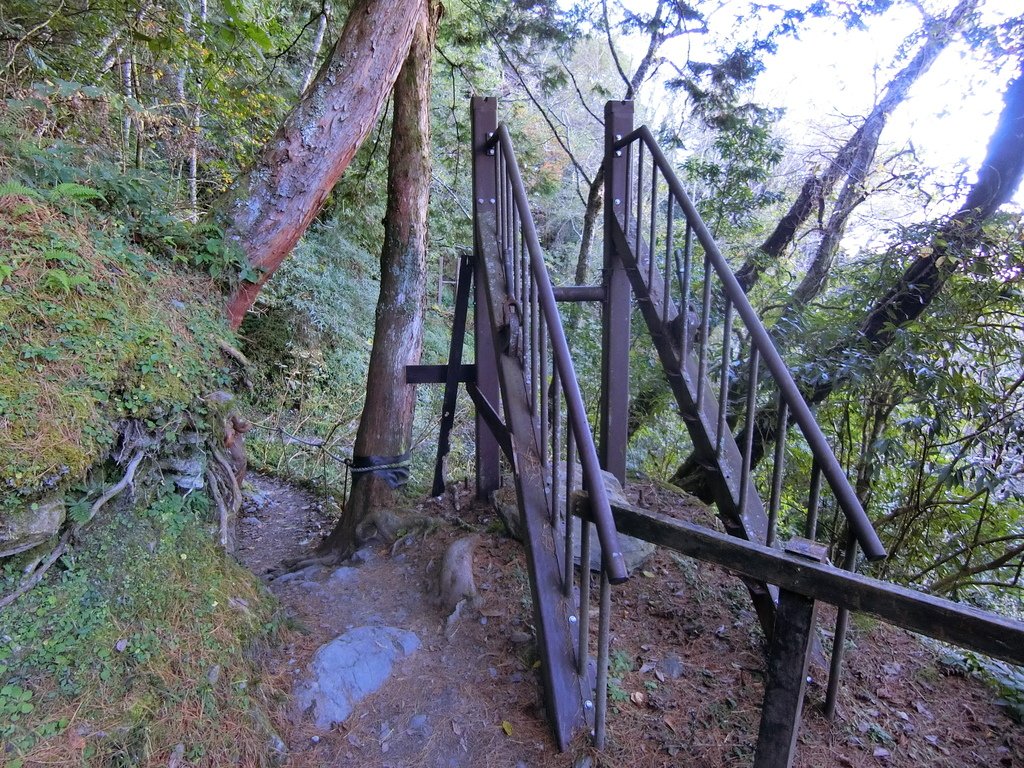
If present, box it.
[0,495,65,559]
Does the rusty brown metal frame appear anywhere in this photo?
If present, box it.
[462,96,632,750]
[608,117,885,561]
[418,97,890,758]
[430,248,475,496]
[472,98,501,500]
[575,494,1024,766]
[599,101,633,485]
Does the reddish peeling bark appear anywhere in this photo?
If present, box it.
[319,0,440,556]
[221,0,425,329]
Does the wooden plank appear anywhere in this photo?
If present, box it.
[754,542,825,768]
[578,498,1024,667]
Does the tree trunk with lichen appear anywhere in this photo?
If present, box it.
[671,61,1024,500]
[219,0,425,329]
[318,0,440,557]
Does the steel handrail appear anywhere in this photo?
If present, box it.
[613,125,886,561]
[491,125,628,583]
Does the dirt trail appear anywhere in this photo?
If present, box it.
[237,475,566,768]
[236,474,1023,768]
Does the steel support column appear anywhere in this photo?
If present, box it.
[471,96,500,499]
[600,100,633,484]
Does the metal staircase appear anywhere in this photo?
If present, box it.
[468,96,628,750]
[422,96,886,757]
[413,97,1024,767]
[601,101,886,637]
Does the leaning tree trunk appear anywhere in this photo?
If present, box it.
[318,0,439,557]
[220,0,425,329]
[733,0,977,293]
[671,59,1024,500]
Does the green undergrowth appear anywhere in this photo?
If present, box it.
[0,488,288,766]
[0,107,287,766]
[0,174,233,509]
[239,220,473,499]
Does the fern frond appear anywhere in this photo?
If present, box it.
[0,181,43,200]
[49,182,105,205]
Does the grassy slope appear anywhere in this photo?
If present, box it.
[0,178,288,765]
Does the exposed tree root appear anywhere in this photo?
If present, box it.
[267,509,437,578]
[267,552,341,579]
[0,449,145,612]
[355,508,434,546]
[207,444,243,551]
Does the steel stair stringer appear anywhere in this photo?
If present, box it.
[607,213,780,635]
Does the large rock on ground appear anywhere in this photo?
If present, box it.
[491,464,655,573]
[0,496,65,559]
[292,626,420,730]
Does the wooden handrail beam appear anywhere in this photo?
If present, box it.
[576,496,1024,667]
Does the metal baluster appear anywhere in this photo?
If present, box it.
[525,239,533,399]
[573,437,590,667]
[678,222,693,365]
[594,569,612,749]
[566,430,577,599]
[648,159,658,293]
[502,158,512,291]
[515,179,523,321]
[505,169,513,301]
[716,298,734,456]
[532,273,540,413]
[663,194,673,325]
[635,141,644,272]
[738,347,760,514]
[696,252,713,408]
[825,532,859,719]
[767,393,789,547]
[540,317,549,470]
[805,460,822,540]
[624,141,633,241]
[552,370,563,548]
[496,150,506,277]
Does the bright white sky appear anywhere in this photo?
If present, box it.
[614,0,1024,212]
[750,0,1023,209]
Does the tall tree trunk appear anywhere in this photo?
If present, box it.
[671,60,1024,500]
[734,0,977,293]
[177,0,207,222]
[221,0,425,329]
[573,166,604,286]
[319,0,439,557]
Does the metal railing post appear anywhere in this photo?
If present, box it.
[471,96,500,499]
[600,100,633,485]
